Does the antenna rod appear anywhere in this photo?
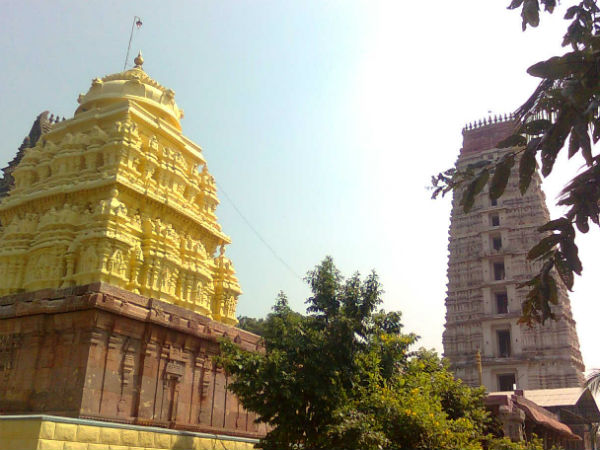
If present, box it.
[123,16,143,71]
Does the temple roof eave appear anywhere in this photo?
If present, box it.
[0,176,232,246]
[75,93,182,131]
[49,100,206,165]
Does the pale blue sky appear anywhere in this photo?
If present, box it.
[2,1,599,369]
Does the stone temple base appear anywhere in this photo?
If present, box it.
[0,283,265,440]
[0,414,257,449]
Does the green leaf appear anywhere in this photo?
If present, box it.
[472,169,490,197]
[561,240,583,275]
[568,130,580,158]
[546,273,558,305]
[538,217,571,232]
[489,155,515,200]
[497,134,526,149]
[541,0,555,12]
[521,0,540,30]
[466,160,491,171]
[527,234,560,260]
[507,0,524,9]
[461,169,489,213]
[527,52,588,79]
[538,109,574,179]
[519,142,538,194]
[576,213,590,233]
[564,5,579,19]
[521,119,551,135]
[554,251,574,290]
[574,123,593,165]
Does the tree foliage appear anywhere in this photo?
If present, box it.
[432,0,600,325]
[219,257,539,449]
[237,315,267,336]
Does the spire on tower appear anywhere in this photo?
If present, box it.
[134,51,144,69]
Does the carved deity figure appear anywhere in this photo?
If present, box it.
[81,245,98,273]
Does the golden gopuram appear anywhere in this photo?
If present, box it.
[0,52,240,324]
[0,53,264,450]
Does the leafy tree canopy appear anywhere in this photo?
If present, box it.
[432,0,600,325]
[237,315,267,336]
[219,257,540,449]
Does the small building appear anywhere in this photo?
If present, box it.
[488,388,600,449]
[523,388,600,449]
[486,392,581,449]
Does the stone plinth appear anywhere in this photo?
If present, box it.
[0,283,265,439]
[0,414,258,450]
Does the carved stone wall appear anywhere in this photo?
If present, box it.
[443,117,585,391]
[0,283,265,438]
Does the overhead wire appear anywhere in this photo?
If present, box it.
[216,181,303,281]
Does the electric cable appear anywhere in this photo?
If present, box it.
[216,181,303,281]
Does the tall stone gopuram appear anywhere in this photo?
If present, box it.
[443,116,585,392]
[0,54,264,449]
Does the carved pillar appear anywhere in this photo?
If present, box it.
[188,352,206,425]
[197,357,216,426]
[117,338,136,418]
[162,355,184,424]
[211,363,227,428]
[80,328,106,416]
[135,337,160,422]
[498,404,525,442]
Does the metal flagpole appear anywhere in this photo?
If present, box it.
[123,16,143,71]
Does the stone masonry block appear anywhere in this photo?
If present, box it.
[172,435,194,449]
[39,421,56,439]
[37,439,65,450]
[99,427,122,445]
[53,423,77,441]
[75,425,100,443]
[137,431,155,448]
[119,429,139,446]
[154,432,173,448]
[62,442,88,450]
[192,438,214,450]
[87,444,110,450]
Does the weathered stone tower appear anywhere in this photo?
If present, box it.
[443,116,585,392]
[0,54,263,450]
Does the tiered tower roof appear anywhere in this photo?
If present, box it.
[443,117,584,390]
[0,53,241,325]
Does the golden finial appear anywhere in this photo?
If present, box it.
[134,51,144,69]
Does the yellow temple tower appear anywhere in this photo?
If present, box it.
[0,54,264,449]
[0,52,240,325]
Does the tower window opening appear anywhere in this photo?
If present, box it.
[497,329,511,357]
[498,373,516,391]
[495,292,508,314]
[492,236,502,251]
[493,262,505,281]
[491,215,500,226]
[491,198,498,206]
